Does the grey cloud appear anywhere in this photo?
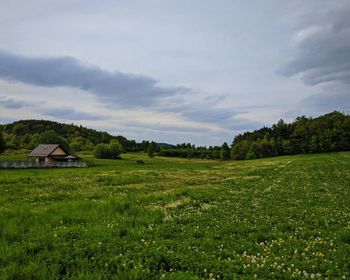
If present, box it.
[156,95,243,126]
[182,107,237,123]
[303,92,350,112]
[182,107,262,132]
[225,118,262,131]
[0,50,266,134]
[0,95,105,121]
[0,50,254,130]
[40,106,106,121]
[300,85,350,116]
[0,50,246,128]
[170,105,260,131]
[0,50,189,107]
[120,121,213,134]
[279,4,350,86]
[284,84,350,118]
[0,96,27,109]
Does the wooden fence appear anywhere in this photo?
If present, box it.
[0,161,87,169]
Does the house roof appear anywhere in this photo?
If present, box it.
[28,144,68,157]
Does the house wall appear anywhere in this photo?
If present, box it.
[45,157,54,164]
[50,147,67,156]
[36,157,45,163]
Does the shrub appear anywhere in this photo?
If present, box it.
[94,141,122,159]
[109,141,123,159]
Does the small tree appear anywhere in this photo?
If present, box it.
[0,132,6,154]
[147,141,156,157]
[220,142,231,160]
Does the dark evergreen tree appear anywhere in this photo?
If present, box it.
[147,141,157,157]
[0,132,6,154]
[220,142,231,160]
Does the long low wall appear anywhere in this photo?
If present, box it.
[0,161,87,169]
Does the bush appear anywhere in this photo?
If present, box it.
[109,141,123,159]
[94,141,122,159]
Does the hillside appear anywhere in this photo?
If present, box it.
[231,111,350,160]
[0,119,154,152]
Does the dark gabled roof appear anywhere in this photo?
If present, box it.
[28,144,67,157]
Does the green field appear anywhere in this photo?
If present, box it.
[0,152,350,279]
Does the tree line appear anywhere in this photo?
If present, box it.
[0,111,349,160]
[0,120,172,159]
[0,119,155,154]
[230,111,350,160]
[150,111,350,160]
[0,120,136,151]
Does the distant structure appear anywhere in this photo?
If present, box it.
[28,144,80,164]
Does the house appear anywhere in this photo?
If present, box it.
[28,144,81,164]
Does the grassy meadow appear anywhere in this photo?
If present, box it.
[0,152,350,279]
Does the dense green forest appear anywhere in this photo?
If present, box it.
[0,111,349,160]
[231,111,350,160]
[156,111,350,160]
[158,143,223,160]
[0,120,150,153]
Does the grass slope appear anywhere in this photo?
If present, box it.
[0,152,350,279]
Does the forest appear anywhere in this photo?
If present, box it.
[0,111,349,160]
[0,119,152,154]
[230,111,350,160]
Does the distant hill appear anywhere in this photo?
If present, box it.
[0,119,158,152]
[1,119,127,143]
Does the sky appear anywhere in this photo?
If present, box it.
[0,0,349,146]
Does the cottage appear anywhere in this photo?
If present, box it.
[28,144,80,164]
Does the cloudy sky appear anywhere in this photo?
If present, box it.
[0,0,349,145]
